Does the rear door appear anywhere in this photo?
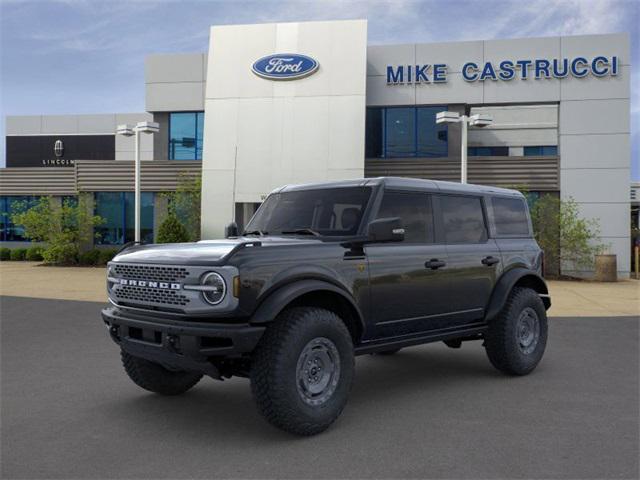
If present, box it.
[365,190,451,339]
[437,194,502,326]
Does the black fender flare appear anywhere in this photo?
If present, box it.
[485,268,550,322]
[250,279,365,332]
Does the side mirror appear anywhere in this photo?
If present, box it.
[225,222,239,238]
[367,217,405,243]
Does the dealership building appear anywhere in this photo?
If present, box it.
[0,20,632,276]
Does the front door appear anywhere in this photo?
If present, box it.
[365,191,451,339]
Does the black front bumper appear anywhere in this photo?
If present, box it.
[102,306,265,378]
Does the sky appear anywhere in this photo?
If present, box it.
[1,0,638,178]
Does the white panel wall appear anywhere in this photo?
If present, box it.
[469,105,558,147]
[145,54,207,112]
[201,20,367,238]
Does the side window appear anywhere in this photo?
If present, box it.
[440,195,487,244]
[376,191,433,243]
[492,197,531,236]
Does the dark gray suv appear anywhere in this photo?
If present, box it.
[102,177,550,435]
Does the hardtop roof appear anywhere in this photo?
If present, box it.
[276,177,524,198]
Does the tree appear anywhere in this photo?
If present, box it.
[530,195,605,276]
[163,173,201,241]
[11,197,104,265]
[157,213,189,243]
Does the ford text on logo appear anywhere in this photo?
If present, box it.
[252,54,319,80]
[119,279,181,290]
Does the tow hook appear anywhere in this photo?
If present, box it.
[167,334,179,352]
[108,325,120,342]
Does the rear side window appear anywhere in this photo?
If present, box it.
[440,195,487,243]
[492,197,531,236]
[376,191,434,243]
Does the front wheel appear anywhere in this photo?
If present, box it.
[484,287,548,375]
[250,307,355,436]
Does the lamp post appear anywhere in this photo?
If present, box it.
[436,111,492,184]
[116,121,159,243]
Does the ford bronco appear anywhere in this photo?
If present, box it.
[102,177,550,435]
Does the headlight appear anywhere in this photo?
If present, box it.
[200,272,226,305]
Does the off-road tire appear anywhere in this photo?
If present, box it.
[121,350,203,395]
[484,287,548,376]
[250,307,355,436]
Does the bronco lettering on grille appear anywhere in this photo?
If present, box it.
[118,279,181,290]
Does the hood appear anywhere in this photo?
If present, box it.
[112,236,323,266]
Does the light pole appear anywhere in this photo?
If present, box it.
[116,121,159,243]
[436,111,492,184]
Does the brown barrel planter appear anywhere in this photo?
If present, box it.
[594,254,617,282]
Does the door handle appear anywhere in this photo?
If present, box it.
[425,259,446,270]
[482,256,500,266]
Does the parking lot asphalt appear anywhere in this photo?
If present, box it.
[1,296,638,479]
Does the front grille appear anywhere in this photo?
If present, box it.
[115,285,190,306]
[113,264,189,283]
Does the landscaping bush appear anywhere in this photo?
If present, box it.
[0,248,10,261]
[25,246,44,261]
[10,248,27,261]
[11,196,104,265]
[42,243,79,265]
[98,248,118,265]
[79,249,101,266]
[157,213,189,243]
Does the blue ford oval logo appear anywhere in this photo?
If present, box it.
[252,53,319,80]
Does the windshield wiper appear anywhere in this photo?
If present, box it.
[280,228,321,237]
[243,229,268,236]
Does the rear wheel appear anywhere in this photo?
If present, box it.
[121,350,202,395]
[250,307,355,436]
[484,287,548,375]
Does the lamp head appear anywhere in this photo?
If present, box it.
[436,111,461,124]
[135,121,160,134]
[116,124,135,137]
[469,113,493,127]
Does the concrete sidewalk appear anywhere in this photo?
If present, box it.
[0,261,638,317]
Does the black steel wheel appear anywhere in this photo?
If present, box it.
[250,307,354,436]
[485,287,548,376]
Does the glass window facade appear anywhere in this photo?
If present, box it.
[468,146,509,156]
[0,196,39,242]
[366,106,448,158]
[169,112,204,160]
[95,192,154,245]
[524,146,558,156]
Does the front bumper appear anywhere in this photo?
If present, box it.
[102,306,265,378]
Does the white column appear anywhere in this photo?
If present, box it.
[460,116,468,184]
[134,130,141,243]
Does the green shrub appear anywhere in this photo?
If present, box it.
[79,249,101,266]
[10,248,27,261]
[98,248,118,265]
[25,246,44,261]
[11,196,104,265]
[42,243,79,265]
[157,213,189,243]
[0,248,10,261]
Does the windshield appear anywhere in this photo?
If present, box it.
[245,187,372,237]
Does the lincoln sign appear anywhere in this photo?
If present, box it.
[386,55,620,84]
